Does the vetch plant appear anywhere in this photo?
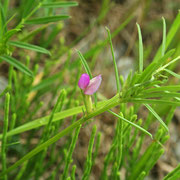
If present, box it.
[0,1,180,179]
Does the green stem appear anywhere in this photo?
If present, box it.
[1,93,10,180]
[84,95,93,114]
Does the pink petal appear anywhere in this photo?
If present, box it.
[84,75,102,95]
[78,73,90,90]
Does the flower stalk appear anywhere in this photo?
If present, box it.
[84,94,93,114]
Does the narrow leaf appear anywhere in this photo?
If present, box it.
[161,17,166,57]
[143,85,180,93]
[155,55,180,74]
[153,11,180,62]
[1,93,10,180]
[42,2,78,8]
[164,69,180,79]
[76,50,93,79]
[62,125,81,179]
[22,0,37,18]
[3,13,17,32]
[144,104,169,132]
[108,110,153,139]
[0,55,33,77]
[3,0,9,17]
[137,49,175,83]
[163,164,180,180]
[8,41,51,55]
[137,92,180,99]
[106,27,120,93]
[4,29,20,41]
[82,125,97,179]
[25,15,69,24]
[129,98,180,106]
[136,23,143,73]
[0,3,6,36]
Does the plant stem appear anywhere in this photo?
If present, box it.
[1,93,10,180]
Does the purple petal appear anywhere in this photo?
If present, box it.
[84,75,102,95]
[78,73,90,90]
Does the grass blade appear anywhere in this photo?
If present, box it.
[1,93,10,180]
[8,41,51,55]
[161,17,166,57]
[137,49,175,83]
[42,2,78,8]
[25,15,69,24]
[71,165,76,180]
[143,85,180,93]
[82,125,97,180]
[153,11,180,62]
[0,55,33,77]
[108,110,153,139]
[144,104,169,132]
[22,0,37,18]
[106,27,120,93]
[137,92,180,99]
[62,125,81,179]
[3,0,9,18]
[155,56,180,74]
[0,3,6,36]
[136,23,143,73]
[164,69,180,79]
[163,164,180,180]
[76,50,93,78]
[129,98,180,106]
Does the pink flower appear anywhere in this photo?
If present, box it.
[78,74,90,90]
[78,74,102,95]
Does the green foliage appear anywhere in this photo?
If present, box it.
[0,55,33,77]
[25,15,70,24]
[0,0,72,77]
[153,10,180,62]
[136,23,144,73]
[106,27,121,94]
[0,1,179,179]
[163,164,180,180]
[108,110,153,138]
[161,17,166,57]
[62,125,81,179]
[42,1,78,8]
[144,104,168,132]
[8,41,51,55]
[1,93,10,180]
[82,125,97,180]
